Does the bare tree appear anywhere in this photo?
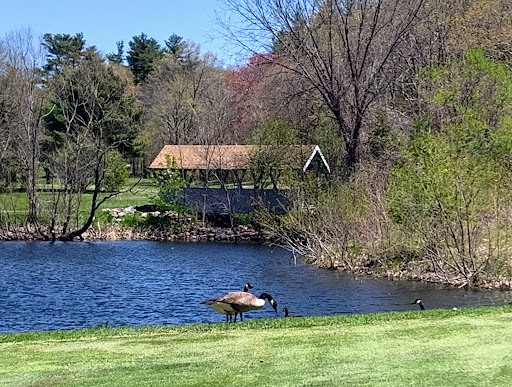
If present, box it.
[0,41,15,173]
[140,45,207,156]
[141,47,236,155]
[0,29,47,228]
[141,54,198,148]
[194,53,239,144]
[256,178,368,269]
[219,0,425,171]
[226,53,318,142]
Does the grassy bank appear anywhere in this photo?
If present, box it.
[1,306,512,386]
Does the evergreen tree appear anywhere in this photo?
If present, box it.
[126,33,163,84]
[42,33,86,75]
[164,33,185,60]
[106,41,124,64]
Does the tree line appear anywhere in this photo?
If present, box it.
[1,0,512,287]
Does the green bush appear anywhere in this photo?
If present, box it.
[120,213,143,227]
[233,213,253,225]
[143,213,177,228]
[152,155,186,209]
[102,150,129,192]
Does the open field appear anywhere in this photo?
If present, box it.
[1,305,511,386]
[0,178,158,225]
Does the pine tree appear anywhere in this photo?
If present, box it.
[126,33,163,84]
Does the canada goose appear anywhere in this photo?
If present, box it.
[412,299,425,310]
[283,307,302,318]
[201,283,254,322]
[202,292,277,322]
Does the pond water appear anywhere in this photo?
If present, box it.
[1,241,511,333]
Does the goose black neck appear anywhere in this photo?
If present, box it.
[258,292,271,301]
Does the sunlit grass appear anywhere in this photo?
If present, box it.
[0,192,31,224]
[0,178,158,225]
[1,306,511,386]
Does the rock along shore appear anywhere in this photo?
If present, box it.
[0,223,266,243]
[0,206,267,243]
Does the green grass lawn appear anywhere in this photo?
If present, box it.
[1,306,511,386]
[0,178,158,225]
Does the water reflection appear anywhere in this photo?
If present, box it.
[0,241,510,333]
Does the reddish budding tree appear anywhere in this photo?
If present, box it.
[225,53,279,133]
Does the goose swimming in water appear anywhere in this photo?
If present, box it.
[283,307,302,318]
[412,299,425,310]
[201,291,277,322]
[201,283,254,322]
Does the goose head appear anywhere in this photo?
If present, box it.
[244,283,254,292]
[411,299,425,310]
[270,298,278,313]
[258,292,278,313]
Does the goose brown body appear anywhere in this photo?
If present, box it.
[283,307,302,317]
[201,283,253,322]
[201,291,277,322]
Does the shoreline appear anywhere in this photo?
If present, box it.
[0,223,267,243]
[2,223,511,292]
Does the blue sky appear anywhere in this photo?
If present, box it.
[0,0,237,64]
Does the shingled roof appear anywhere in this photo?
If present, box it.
[149,144,330,173]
